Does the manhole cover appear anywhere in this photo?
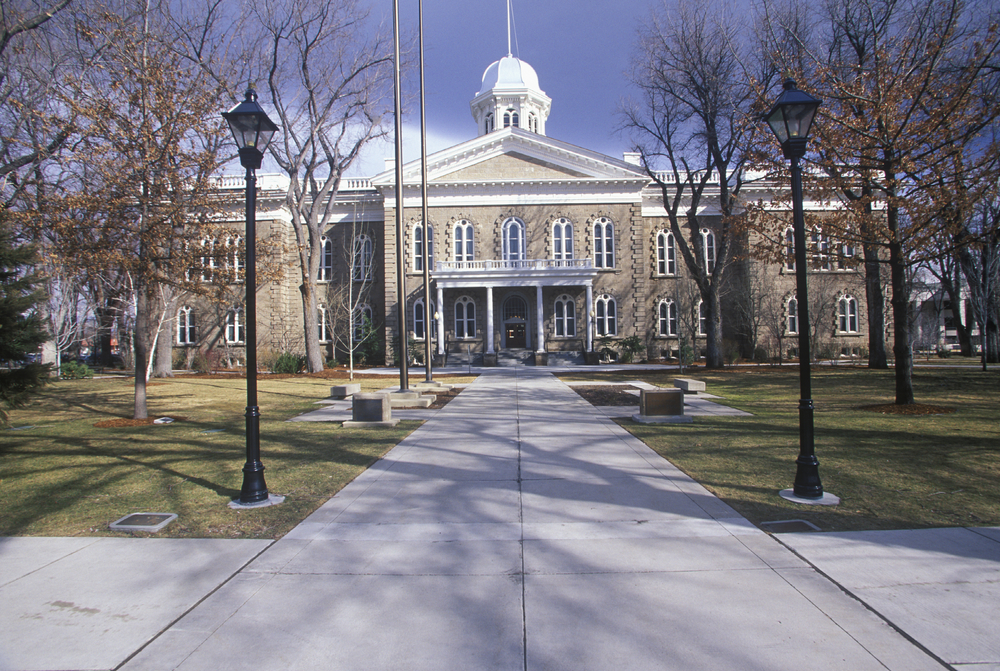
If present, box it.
[110,513,177,532]
[760,519,821,533]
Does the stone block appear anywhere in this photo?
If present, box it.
[640,388,685,416]
[673,378,706,393]
[331,383,361,399]
[351,393,391,422]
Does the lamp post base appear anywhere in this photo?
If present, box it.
[779,489,840,506]
[229,493,286,509]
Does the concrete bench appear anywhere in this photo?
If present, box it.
[633,389,692,424]
[331,383,362,399]
[673,378,706,393]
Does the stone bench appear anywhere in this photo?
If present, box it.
[632,388,692,424]
[673,378,706,393]
[331,383,362,399]
[342,393,399,427]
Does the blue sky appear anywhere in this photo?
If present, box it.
[348,0,652,176]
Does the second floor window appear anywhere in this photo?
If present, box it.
[353,234,373,280]
[594,218,614,269]
[553,219,574,261]
[657,230,676,275]
[318,235,334,282]
[414,224,433,272]
[454,221,474,262]
[502,217,525,261]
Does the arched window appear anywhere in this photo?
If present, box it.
[503,109,518,128]
[352,234,373,280]
[656,230,676,275]
[454,221,474,262]
[787,297,799,334]
[502,217,525,261]
[554,295,576,337]
[485,113,494,134]
[785,228,796,271]
[177,306,196,344]
[527,113,538,133]
[413,298,436,340]
[595,294,617,336]
[593,218,615,268]
[658,300,677,336]
[353,304,373,341]
[553,218,574,261]
[839,296,859,333]
[701,229,716,273]
[318,305,331,343]
[318,235,334,281]
[838,241,856,270]
[413,223,433,272]
[225,308,245,344]
[698,301,707,336]
[454,296,476,338]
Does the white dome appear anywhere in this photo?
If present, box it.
[478,56,541,95]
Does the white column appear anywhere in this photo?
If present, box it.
[486,286,495,353]
[536,284,544,352]
[436,286,445,355]
[586,283,593,352]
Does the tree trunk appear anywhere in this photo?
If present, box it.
[863,242,888,368]
[152,315,174,377]
[704,284,724,368]
[299,278,325,372]
[888,238,915,404]
[133,289,151,419]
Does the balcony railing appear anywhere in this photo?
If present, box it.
[435,258,594,272]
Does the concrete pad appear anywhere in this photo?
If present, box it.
[329,478,522,524]
[123,574,524,671]
[525,569,942,671]
[0,538,271,671]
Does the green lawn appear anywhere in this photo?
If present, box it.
[0,374,435,539]
[561,366,1000,532]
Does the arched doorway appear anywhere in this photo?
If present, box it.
[502,295,529,349]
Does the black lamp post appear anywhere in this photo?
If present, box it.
[223,88,278,505]
[763,79,834,503]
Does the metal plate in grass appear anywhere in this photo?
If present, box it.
[109,513,178,532]
[760,519,821,533]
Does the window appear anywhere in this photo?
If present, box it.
[318,305,331,343]
[787,297,798,334]
[200,238,216,281]
[485,113,494,134]
[502,217,525,261]
[527,113,538,133]
[554,295,576,337]
[225,308,245,344]
[414,223,433,272]
[595,294,617,336]
[413,298,436,340]
[785,228,796,271]
[454,296,476,338]
[227,236,243,278]
[318,235,334,282]
[701,229,716,273]
[177,307,196,344]
[656,230,676,275]
[352,234,373,280]
[839,296,859,333]
[593,218,615,268]
[503,108,518,128]
[658,300,677,336]
[353,304,373,341]
[454,221,474,262]
[698,301,707,336]
[553,219,574,261]
[812,229,831,271]
[838,241,856,270]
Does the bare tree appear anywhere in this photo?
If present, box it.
[759,0,1000,403]
[249,0,395,373]
[622,0,775,367]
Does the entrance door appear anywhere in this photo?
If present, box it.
[506,323,527,348]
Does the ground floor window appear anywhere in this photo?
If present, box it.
[455,296,476,338]
[177,306,196,344]
[413,298,436,340]
[595,294,617,336]
[554,295,576,337]
[839,296,858,333]
[225,308,245,344]
[658,300,676,336]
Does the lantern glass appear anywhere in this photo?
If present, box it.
[223,89,278,156]
[764,79,821,146]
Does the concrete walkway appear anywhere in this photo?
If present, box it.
[2,368,997,670]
